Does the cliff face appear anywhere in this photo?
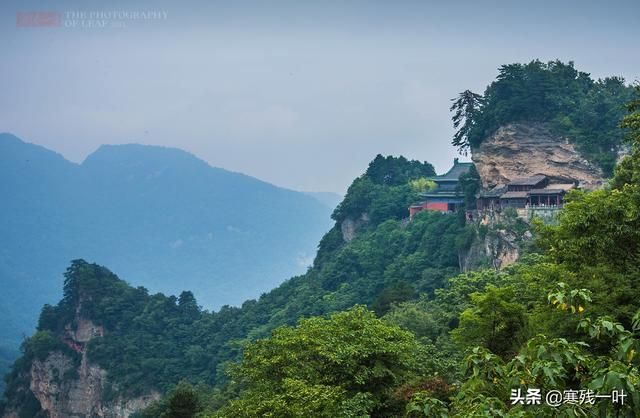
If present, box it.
[3,306,159,418]
[459,227,531,272]
[462,121,607,271]
[472,123,605,189]
[29,341,159,418]
[340,213,370,242]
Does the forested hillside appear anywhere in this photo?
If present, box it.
[0,154,472,416]
[2,68,639,417]
[450,60,635,175]
[156,85,640,417]
[0,136,332,395]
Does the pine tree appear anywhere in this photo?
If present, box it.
[450,90,483,153]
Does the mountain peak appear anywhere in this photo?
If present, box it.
[83,143,207,168]
[0,133,76,176]
[0,132,24,144]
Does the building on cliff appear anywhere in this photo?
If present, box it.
[409,158,472,217]
[409,160,577,221]
[477,175,575,213]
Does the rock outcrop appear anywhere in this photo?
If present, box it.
[472,123,605,189]
[4,305,159,418]
[29,347,159,418]
[459,227,529,272]
[341,213,370,242]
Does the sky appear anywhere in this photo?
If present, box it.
[1,0,639,194]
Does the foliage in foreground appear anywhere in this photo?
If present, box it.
[215,307,428,417]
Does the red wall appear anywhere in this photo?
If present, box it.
[410,202,450,218]
[409,206,423,218]
[425,202,449,212]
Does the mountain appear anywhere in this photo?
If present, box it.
[0,133,333,391]
[3,61,637,417]
[2,129,637,416]
[0,155,451,417]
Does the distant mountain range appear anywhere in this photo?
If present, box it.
[0,133,334,372]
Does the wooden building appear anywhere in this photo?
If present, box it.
[409,158,473,217]
[477,175,575,212]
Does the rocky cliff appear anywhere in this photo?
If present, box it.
[472,122,605,189]
[340,213,370,242]
[461,121,606,271]
[28,351,158,418]
[459,225,532,272]
[2,305,159,418]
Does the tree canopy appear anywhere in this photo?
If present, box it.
[451,60,635,175]
[216,307,427,417]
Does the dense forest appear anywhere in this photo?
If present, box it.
[450,60,635,175]
[2,71,639,417]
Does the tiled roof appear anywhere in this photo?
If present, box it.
[507,175,547,186]
[431,160,473,181]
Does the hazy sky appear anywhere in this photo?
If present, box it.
[1,0,639,193]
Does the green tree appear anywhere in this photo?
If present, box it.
[409,177,436,193]
[450,89,484,153]
[452,286,527,358]
[166,381,202,418]
[371,280,416,316]
[613,85,640,188]
[456,164,481,209]
[216,306,425,417]
[365,154,435,186]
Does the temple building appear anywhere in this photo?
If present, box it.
[409,160,577,220]
[409,158,473,217]
[477,175,575,212]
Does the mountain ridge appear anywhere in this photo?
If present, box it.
[0,133,334,397]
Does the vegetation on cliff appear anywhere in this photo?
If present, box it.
[148,86,640,416]
[0,155,470,417]
[3,79,639,417]
[330,154,435,226]
[451,60,635,175]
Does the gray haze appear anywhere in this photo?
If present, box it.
[1,0,639,193]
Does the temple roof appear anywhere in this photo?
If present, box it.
[507,175,547,186]
[430,159,473,182]
[549,183,576,191]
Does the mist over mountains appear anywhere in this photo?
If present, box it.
[0,132,333,352]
